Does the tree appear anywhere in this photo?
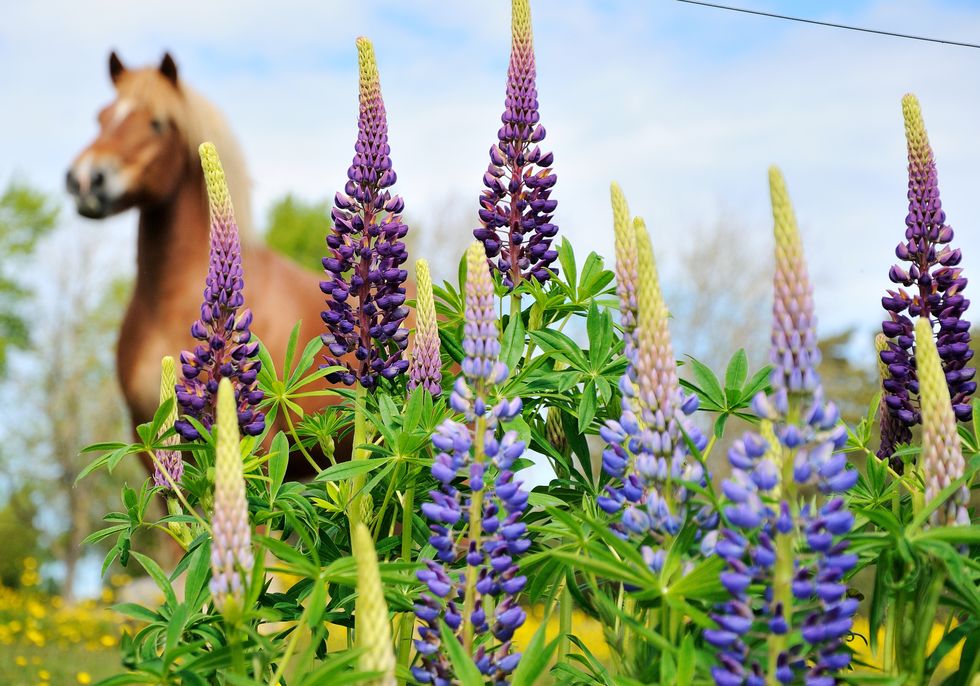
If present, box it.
[0,181,58,376]
[264,194,332,271]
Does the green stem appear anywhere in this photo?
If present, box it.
[268,600,312,686]
[348,385,369,531]
[228,621,246,678]
[909,564,946,684]
[558,578,573,663]
[462,414,488,653]
[283,408,322,473]
[397,483,417,682]
[145,449,210,532]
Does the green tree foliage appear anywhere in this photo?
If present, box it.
[264,194,331,271]
[0,487,44,588]
[0,181,58,375]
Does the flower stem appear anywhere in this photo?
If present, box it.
[462,414,487,653]
[909,562,946,684]
[558,578,573,662]
[348,385,369,531]
[268,599,312,686]
[397,483,416,681]
[283,408,322,473]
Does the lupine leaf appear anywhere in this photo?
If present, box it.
[439,620,483,686]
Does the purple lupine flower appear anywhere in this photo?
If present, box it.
[413,242,529,684]
[407,258,442,396]
[707,169,857,686]
[598,209,712,564]
[473,0,559,289]
[875,333,912,470]
[880,95,973,458]
[321,37,410,389]
[175,143,264,441]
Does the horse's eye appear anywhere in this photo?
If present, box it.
[150,118,166,134]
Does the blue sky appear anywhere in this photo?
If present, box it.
[2,0,980,341]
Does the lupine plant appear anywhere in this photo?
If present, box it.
[879,94,974,467]
[175,143,264,441]
[77,6,978,686]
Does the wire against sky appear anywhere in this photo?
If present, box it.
[675,0,980,50]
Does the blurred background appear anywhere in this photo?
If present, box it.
[1,0,979,619]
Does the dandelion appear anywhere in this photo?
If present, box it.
[707,168,857,686]
[413,242,529,683]
[474,0,559,288]
[175,143,264,440]
[209,377,254,621]
[407,258,442,396]
[321,37,410,389]
[880,95,973,459]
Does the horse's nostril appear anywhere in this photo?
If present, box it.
[91,170,105,188]
[66,169,80,193]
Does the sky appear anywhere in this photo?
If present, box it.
[3,1,980,340]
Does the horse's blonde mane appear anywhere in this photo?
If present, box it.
[118,69,254,238]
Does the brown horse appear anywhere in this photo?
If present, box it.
[66,53,332,468]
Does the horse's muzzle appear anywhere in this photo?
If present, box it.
[66,166,115,218]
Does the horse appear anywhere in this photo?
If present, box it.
[66,52,337,474]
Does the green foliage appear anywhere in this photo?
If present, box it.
[0,181,58,376]
[264,194,331,271]
[74,237,980,686]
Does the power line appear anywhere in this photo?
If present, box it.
[675,0,980,50]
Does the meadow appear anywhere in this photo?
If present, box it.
[6,0,979,684]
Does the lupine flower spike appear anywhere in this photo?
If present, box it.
[598,197,711,567]
[154,356,182,490]
[413,242,529,684]
[474,0,559,288]
[880,95,973,463]
[915,318,970,527]
[175,143,263,440]
[707,168,857,686]
[353,523,397,686]
[407,258,442,396]
[875,333,912,470]
[321,37,410,388]
[209,378,254,622]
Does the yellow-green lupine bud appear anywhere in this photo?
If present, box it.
[153,356,183,490]
[914,318,969,526]
[511,0,534,57]
[611,183,638,347]
[902,94,930,170]
[356,37,382,109]
[769,166,821,397]
[353,523,396,686]
[199,142,236,231]
[633,217,678,420]
[407,259,442,396]
[209,378,254,621]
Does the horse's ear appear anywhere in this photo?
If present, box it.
[109,51,126,85]
[159,52,179,86]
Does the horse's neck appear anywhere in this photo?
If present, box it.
[133,166,209,313]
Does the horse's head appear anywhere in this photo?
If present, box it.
[67,52,192,219]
